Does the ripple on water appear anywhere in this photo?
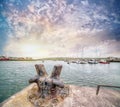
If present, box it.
[0,61,120,102]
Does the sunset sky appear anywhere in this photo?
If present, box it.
[0,0,120,58]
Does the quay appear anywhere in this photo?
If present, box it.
[0,83,120,107]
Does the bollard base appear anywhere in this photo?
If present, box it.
[27,84,69,107]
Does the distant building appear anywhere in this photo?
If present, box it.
[26,57,32,60]
[0,56,9,61]
[107,57,120,62]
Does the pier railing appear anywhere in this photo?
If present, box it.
[96,85,120,95]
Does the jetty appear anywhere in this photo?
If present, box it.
[1,84,120,107]
[0,64,120,107]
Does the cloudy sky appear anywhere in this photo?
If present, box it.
[0,0,120,58]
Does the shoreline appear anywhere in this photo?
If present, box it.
[0,56,120,62]
[0,60,120,62]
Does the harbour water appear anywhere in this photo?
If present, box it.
[0,61,120,103]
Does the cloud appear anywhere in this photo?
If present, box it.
[2,0,120,57]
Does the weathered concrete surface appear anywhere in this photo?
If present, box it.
[58,85,120,107]
[1,83,120,107]
[0,84,35,107]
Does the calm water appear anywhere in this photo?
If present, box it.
[0,61,120,102]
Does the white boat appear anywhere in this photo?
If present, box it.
[80,60,88,64]
[88,59,98,64]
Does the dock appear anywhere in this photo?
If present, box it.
[0,83,120,107]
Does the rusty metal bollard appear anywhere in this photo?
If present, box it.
[29,64,64,99]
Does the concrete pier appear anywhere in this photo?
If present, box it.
[0,83,120,107]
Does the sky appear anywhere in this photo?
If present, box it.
[0,0,120,58]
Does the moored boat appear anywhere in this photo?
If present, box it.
[88,59,98,64]
[80,60,88,64]
[99,60,110,64]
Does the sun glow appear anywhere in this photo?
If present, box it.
[21,44,47,58]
